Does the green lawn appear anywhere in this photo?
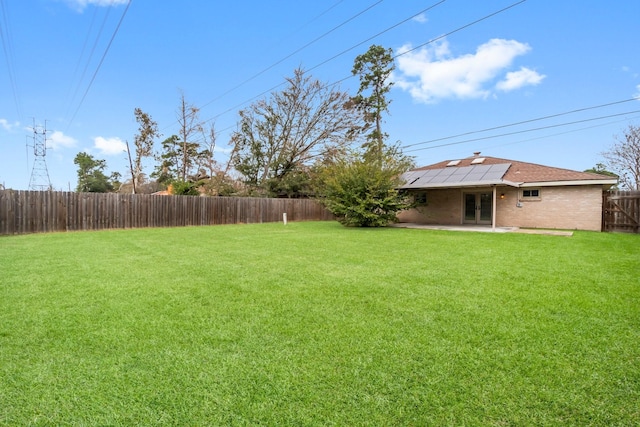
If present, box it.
[0,222,638,426]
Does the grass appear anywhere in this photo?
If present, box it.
[0,222,638,426]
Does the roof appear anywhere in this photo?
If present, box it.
[400,155,618,190]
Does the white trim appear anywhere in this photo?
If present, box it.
[400,178,615,190]
[520,188,541,200]
[520,179,618,187]
[405,180,517,189]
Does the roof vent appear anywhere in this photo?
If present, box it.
[446,160,461,167]
[473,151,481,157]
[471,157,486,165]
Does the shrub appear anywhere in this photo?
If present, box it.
[315,146,413,227]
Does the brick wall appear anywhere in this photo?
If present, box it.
[398,185,604,231]
[398,189,462,225]
[496,185,603,231]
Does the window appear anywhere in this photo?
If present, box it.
[521,189,540,199]
[414,192,427,205]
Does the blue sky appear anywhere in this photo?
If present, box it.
[1,0,639,190]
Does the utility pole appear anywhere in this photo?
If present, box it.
[27,119,52,191]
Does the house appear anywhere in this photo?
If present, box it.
[397,153,618,231]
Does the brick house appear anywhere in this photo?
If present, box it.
[397,153,618,231]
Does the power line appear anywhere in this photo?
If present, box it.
[154,0,388,136]
[274,0,346,45]
[201,0,527,132]
[65,3,112,121]
[478,114,640,152]
[66,0,132,130]
[206,0,530,171]
[0,0,22,120]
[395,0,527,59]
[403,109,640,153]
[201,0,450,128]
[301,110,640,165]
[198,0,383,112]
[403,98,640,149]
[306,0,448,76]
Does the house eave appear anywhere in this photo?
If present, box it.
[400,180,521,190]
[399,178,617,191]
[520,179,618,187]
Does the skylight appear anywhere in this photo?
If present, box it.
[471,157,486,165]
[446,160,461,167]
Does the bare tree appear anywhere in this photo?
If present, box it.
[152,95,215,187]
[603,124,640,190]
[197,124,218,179]
[230,68,362,196]
[126,108,160,193]
[177,93,204,181]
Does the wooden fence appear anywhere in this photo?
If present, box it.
[0,190,334,235]
[602,190,640,233]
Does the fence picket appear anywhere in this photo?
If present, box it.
[0,190,333,235]
[602,190,640,233]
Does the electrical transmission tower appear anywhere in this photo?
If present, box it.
[27,120,52,191]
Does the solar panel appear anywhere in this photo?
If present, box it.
[399,163,511,189]
[400,171,421,185]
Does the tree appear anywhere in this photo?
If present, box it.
[351,44,395,159]
[229,68,361,197]
[196,124,219,180]
[584,163,619,178]
[176,93,205,181]
[74,152,114,193]
[152,95,218,191]
[314,45,412,227]
[170,180,200,196]
[152,135,181,186]
[126,108,160,193]
[110,171,122,191]
[195,123,240,196]
[315,144,414,226]
[602,124,640,190]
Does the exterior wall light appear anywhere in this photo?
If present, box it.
[500,193,505,199]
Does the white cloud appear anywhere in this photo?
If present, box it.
[0,119,20,132]
[94,136,127,155]
[496,67,545,91]
[48,131,77,150]
[412,13,427,23]
[394,38,540,103]
[634,84,640,100]
[214,146,232,155]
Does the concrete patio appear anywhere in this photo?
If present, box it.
[391,223,573,236]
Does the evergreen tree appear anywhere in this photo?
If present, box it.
[315,45,413,226]
[74,152,115,193]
